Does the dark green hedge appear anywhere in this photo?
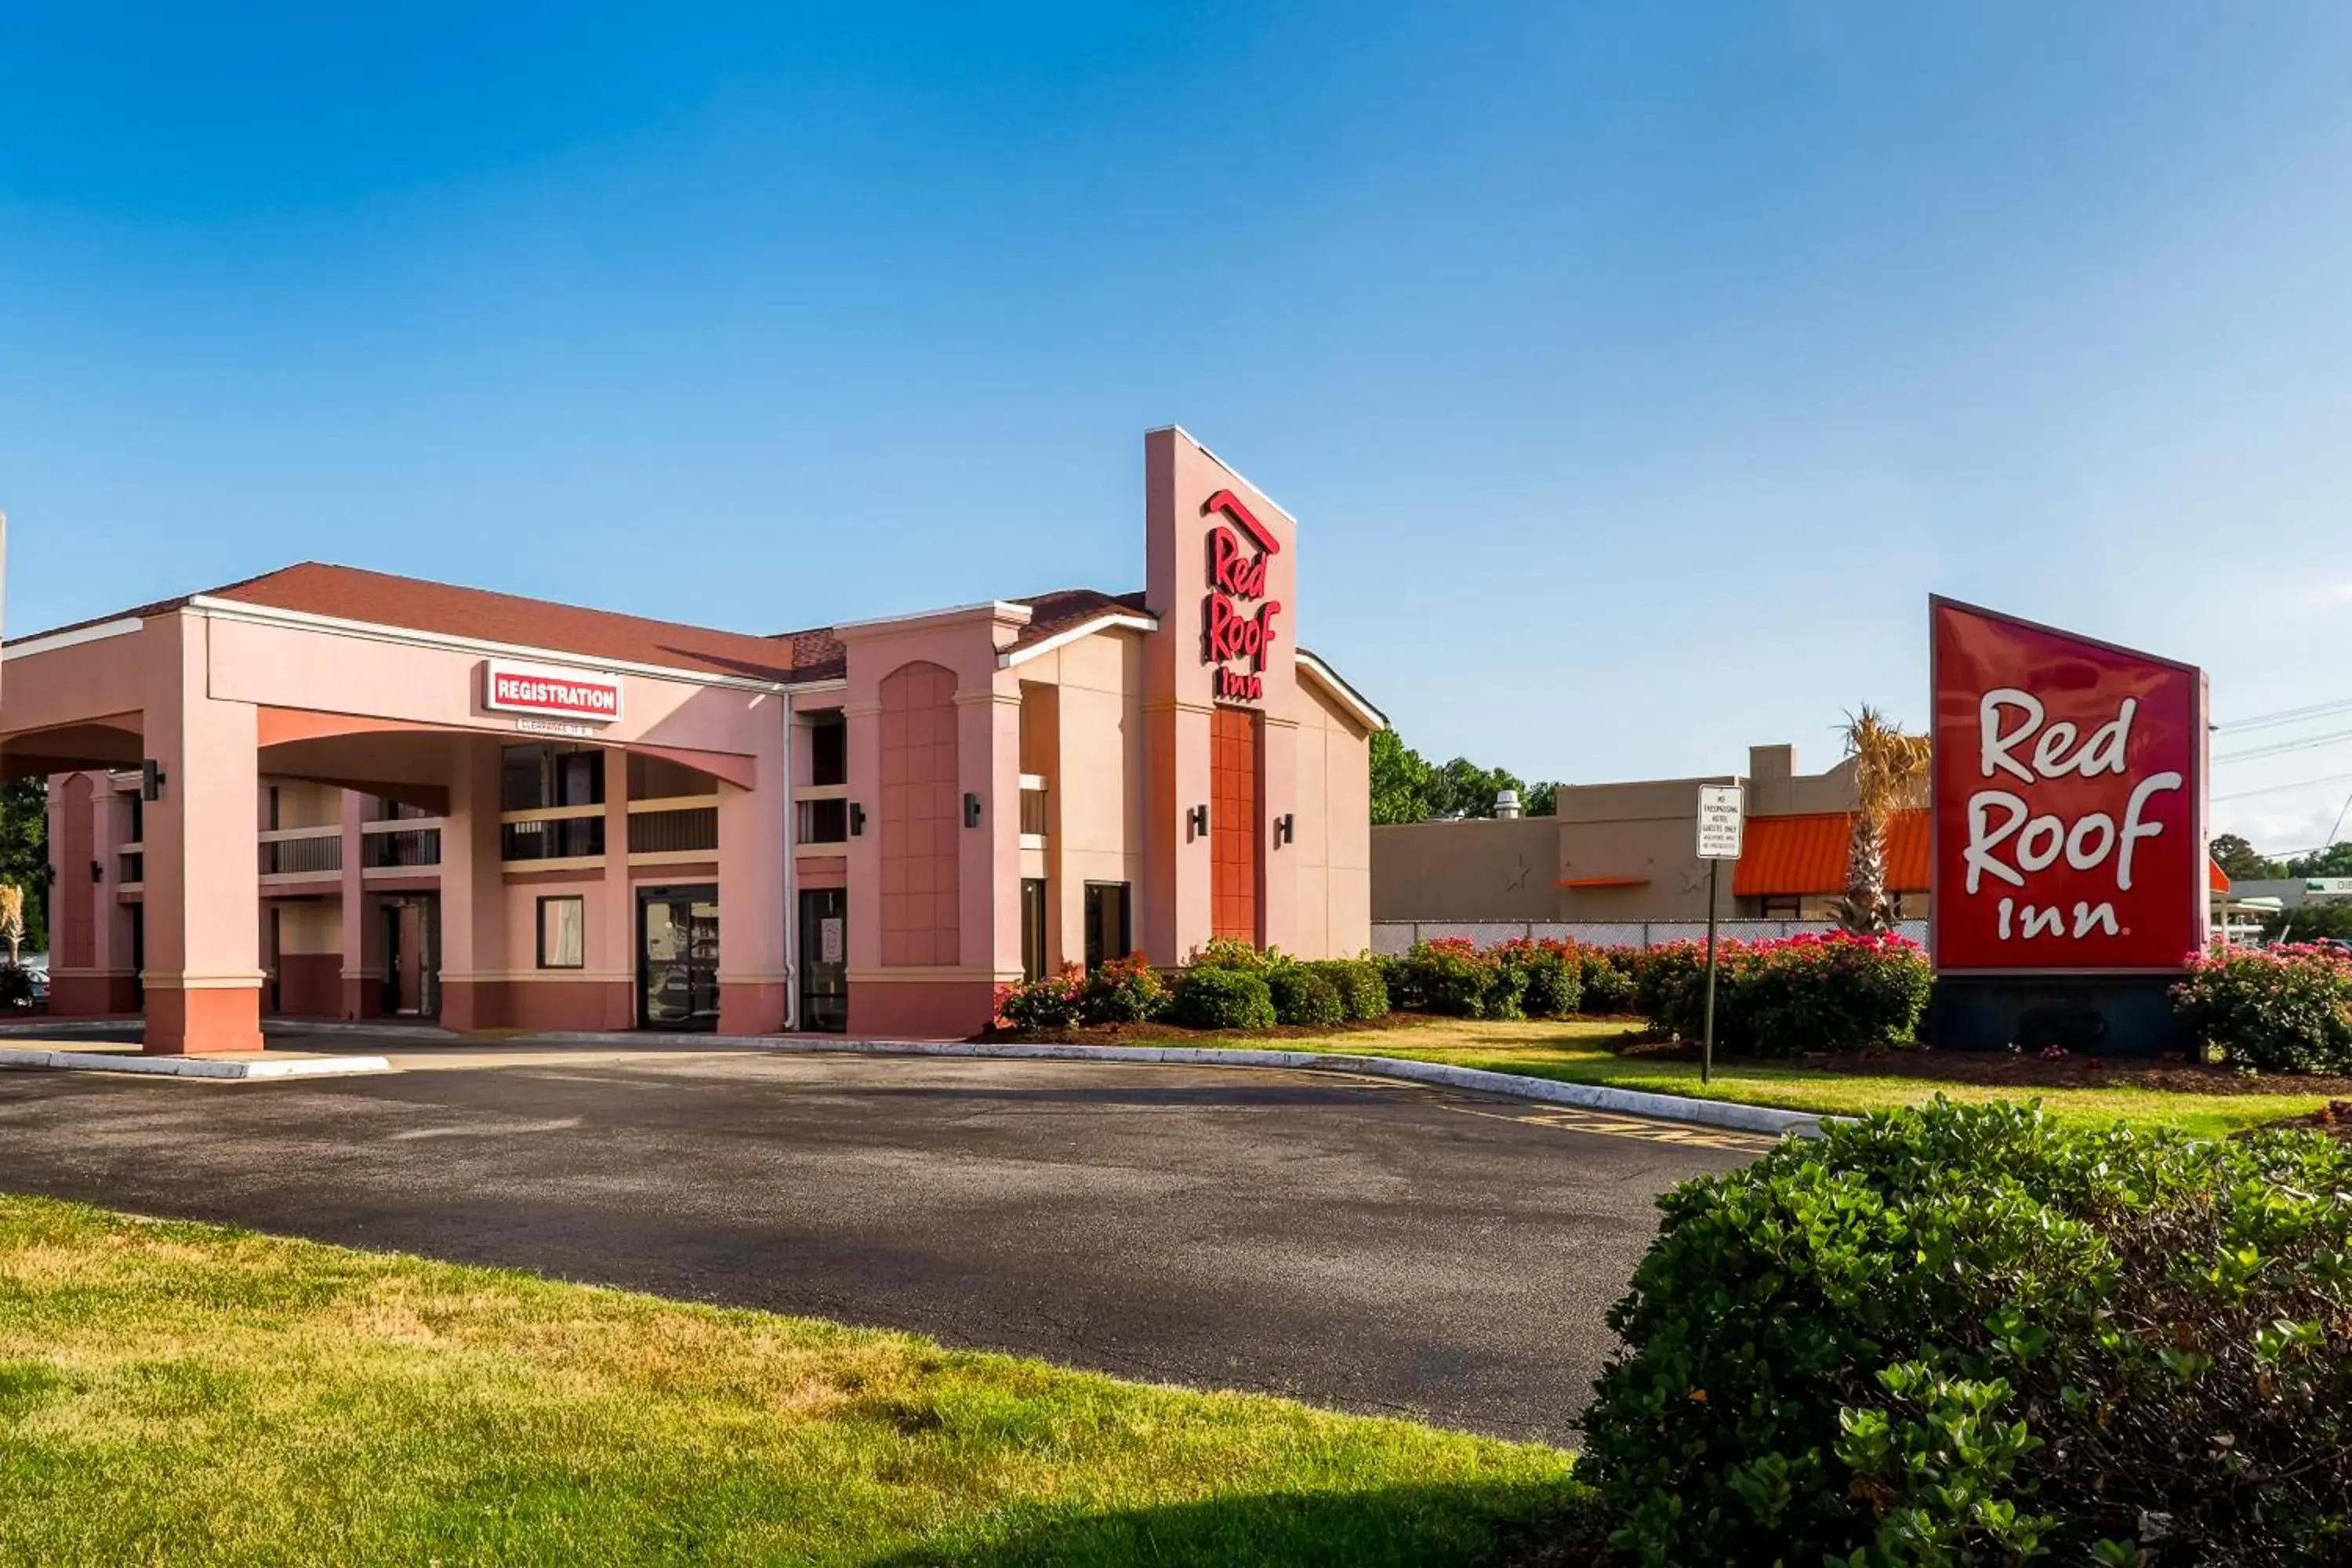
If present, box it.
[1584,1100,2352,1566]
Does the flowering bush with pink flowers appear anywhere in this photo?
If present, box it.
[993,964,1089,1032]
[1636,930,1932,1057]
[2172,943,2352,1074]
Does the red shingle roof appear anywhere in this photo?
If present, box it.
[13,562,820,685]
[13,566,1175,692]
[1003,589,1152,651]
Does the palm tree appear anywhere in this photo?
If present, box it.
[1834,706,1932,935]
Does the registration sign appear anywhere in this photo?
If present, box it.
[482,659,625,724]
[1697,783,1744,861]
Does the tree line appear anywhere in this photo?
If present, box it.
[1370,728,1556,825]
[2211,833,2352,884]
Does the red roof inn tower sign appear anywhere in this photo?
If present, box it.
[1928,597,2209,1052]
[1200,488,1283,703]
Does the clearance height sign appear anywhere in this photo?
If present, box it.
[1929,598,2208,974]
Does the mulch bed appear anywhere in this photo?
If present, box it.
[1609,1034,2352,1099]
[980,1013,1429,1047]
[2259,1100,2352,1142]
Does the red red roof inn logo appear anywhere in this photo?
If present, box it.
[482,659,625,724]
[1929,597,2207,973]
[1200,488,1283,703]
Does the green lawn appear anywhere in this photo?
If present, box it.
[1258,1018,2333,1140]
[0,1196,1577,1567]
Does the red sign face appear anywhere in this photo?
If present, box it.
[1931,598,2206,973]
[1200,488,1283,704]
[483,659,624,724]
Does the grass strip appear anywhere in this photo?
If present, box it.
[0,1196,1577,1567]
[1261,1019,2332,1139]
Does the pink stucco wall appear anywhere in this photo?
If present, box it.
[12,426,1371,1048]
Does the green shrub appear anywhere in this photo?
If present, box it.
[2172,944,2352,1073]
[1497,938,1583,1018]
[1584,1100,2352,1566]
[1377,951,1422,1011]
[1171,967,1276,1030]
[1577,947,1639,1014]
[1399,938,1504,1018]
[1080,953,1170,1025]
[1634,932,1929,1056]
[1310,957,1391,1021]
[1187,937,1275,975]
[1265,964,1345,1027]
[993,966,1085,1032]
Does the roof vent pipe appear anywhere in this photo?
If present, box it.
[1494,789,1522,820]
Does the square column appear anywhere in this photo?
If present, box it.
[336,789,372,1019]
[717,711,789,1035]
[140,615,264,1054]
[597,779,635,1029]
[437,737,509,1031]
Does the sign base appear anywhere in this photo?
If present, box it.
[1929,974,2184,1058]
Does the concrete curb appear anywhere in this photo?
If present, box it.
[0,1047,394,1080]
[466,1029,1829,1138]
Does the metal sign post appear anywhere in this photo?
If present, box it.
[1694,783,1746,1086]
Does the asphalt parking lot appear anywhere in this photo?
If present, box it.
[0,1035,1762,1441]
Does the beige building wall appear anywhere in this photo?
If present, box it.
[273,898,341,955]
[1371,816,1559,922]
[1372,742,1871,925]
[1018,630,1151,968]
[1290,673,1374,956]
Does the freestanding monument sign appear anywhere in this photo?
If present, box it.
[1928,596,2209,1053]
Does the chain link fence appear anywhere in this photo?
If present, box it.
[1370,919,1929,954]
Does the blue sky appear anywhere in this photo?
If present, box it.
[6,3,2352,855]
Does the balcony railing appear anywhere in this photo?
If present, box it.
[363,827,442,869]
[627,805,717,855]
[260,829,342,877]
[500,812,606,862]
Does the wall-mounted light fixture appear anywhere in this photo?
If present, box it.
[90,860,104,884]
[964,792,982,829]
[849,803,866,837]
[140,760,167,802]
[1273,814,1295,848]
[1187,804,1209,840]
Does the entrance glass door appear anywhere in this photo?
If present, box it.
[639,886,720,1031]
[379,897,441,1018]
[797,888,848,1033]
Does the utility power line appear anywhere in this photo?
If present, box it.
[2212,696,2352,734]
[2213,727,2352,765]
[2212,771,2352,803]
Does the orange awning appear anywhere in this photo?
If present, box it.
[1731,806,2231,898]
[1733,810,1929,898]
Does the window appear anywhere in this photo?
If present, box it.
[1758,896,1802,920]
[502,745,605,811]
[1020,879,1048,982]
[809,714,847,787]
[1083,882,1131,971]
[796,797,848,844]
[537,896,586,969]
